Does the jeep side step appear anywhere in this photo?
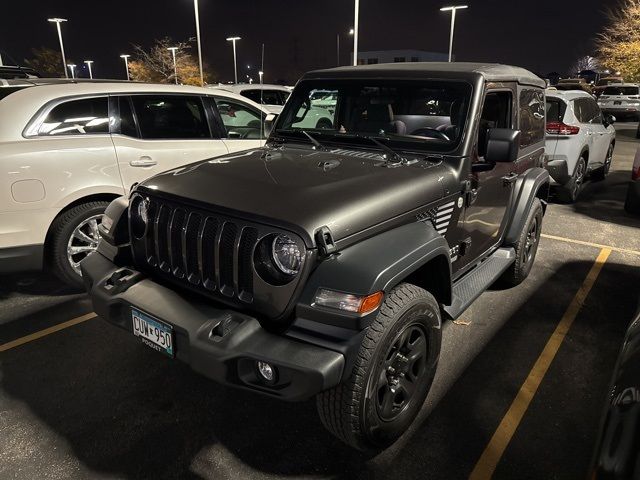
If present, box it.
[443,247,516,320]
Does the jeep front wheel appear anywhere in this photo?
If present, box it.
[316,283,441,452]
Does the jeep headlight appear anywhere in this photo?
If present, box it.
[130,195,149,239]
[271,234,302,275]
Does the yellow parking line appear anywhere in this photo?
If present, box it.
[541,233,640,256]
[0,312,97,353]
[469,248,611,480]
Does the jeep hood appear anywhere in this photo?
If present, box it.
[138,146,447,247]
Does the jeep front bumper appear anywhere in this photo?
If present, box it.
[81,252,345,401]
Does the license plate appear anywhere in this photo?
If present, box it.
[614,101,622,105]
[131,308,174,357]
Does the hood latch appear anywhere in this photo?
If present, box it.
[315,226,337,256]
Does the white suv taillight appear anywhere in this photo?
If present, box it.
[546,121,580,135]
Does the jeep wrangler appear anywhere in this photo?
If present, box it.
[82,62,549,452]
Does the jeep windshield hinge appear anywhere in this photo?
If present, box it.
[315,226,337,256]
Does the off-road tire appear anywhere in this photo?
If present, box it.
[557,156,586,203]
[591,144,614,182]
[316,283,441,452]
[500,198,543,287]
[48,201,109,289]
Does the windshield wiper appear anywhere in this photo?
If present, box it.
[302,130,328,151]
[361,135,404,164]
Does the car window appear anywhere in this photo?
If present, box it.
[478,91,512,158]
[241,89,285,106]
[518,89,545,148]
[603,86,640,96]
[130,95,210,139]
[546,98,567,123]
[215,98,263,139]
[588,98,603,123]
[118,97,138,137]
[38,97,109,136]
[573,98,588,123]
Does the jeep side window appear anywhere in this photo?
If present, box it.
[477,91,512,158]
[519,89,545,148]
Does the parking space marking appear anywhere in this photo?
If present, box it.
[469,248,612,480]
[541,233,640,256]
[0,312,97,353]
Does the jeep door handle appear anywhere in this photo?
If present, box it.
[502,172,518,185]
[130,156,157,167]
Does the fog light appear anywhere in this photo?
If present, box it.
[256,361,277,384]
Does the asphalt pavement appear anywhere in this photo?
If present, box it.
[1,123,639,480]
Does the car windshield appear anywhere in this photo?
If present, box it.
[603,86,639,96]
[275,80,472,152]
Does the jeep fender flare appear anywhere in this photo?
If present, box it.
[503,167,550,245]
[297,222,451,327]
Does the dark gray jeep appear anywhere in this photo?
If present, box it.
[82,62,550,451]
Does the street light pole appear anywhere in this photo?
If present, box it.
[167,47,179,84]
[67,63,76,79]
[336,34,340,66]
[48,18,68,78]
[120,54,131,80]
[440,5,468,62]
[226,36,241,83]
[193,0,204,85]
[353,0,359,66]
[84,60,94,79]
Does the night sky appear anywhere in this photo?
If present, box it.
[0,0,619,83]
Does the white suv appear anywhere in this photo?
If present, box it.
[0,79,271,286]
[597,83,640,120]
[545,90,616,202]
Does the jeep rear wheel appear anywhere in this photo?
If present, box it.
[499,198,543,287]
[316,283,441,452]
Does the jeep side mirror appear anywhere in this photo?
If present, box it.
[485,128,521,163]
[264,113,278,136]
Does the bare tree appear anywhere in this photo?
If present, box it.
[128,37,214,85]
[570,55,599,76]
[597,0,640,81]
[24,47,67,77]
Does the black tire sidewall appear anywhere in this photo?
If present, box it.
[50,202,108,287]
[360,299,441,448]
[515,200,543,280]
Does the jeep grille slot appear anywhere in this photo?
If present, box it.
[130,193,306,318]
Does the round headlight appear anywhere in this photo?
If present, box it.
[271,234,302,275]
[131,196,149,239]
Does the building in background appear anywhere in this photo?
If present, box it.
[353,50,449,65]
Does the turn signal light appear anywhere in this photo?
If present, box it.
[546,121,580,135]
[359,291,384,314]
[314,289,384,314]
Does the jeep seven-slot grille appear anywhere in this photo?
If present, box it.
[134,196,259,304]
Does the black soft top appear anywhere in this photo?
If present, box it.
[302,62,546,88]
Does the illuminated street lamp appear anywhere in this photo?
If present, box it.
[120,54,131,81]
[167,47,179,84]
[47,18,68,78]
[67,63,76,79]
[440,5,468,62]
[193,0,204,85]
[226,36,241,83]
[84,60,94,79]
[352,1,359,66]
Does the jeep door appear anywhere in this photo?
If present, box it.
[111,94,229,188]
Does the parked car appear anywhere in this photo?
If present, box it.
[82,62,549,451]
[624,145,640,214]
[212,84,291,113]
[590,306,640,479]
[0,65,41,79]
[556,78,594,95]
[545,90,616,202]
[594,76,624,97]
[598,84,640,120]
[0,79,271,286]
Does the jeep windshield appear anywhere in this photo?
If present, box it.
[275,80,472,152]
